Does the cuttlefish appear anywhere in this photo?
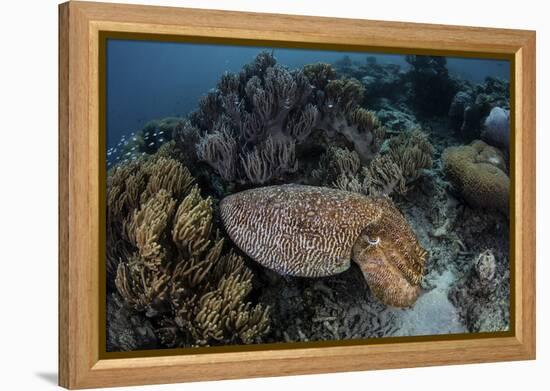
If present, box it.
[220,184,426,308]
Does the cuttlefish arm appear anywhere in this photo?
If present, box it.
[352,199,427,308]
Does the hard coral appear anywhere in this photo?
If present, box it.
[442,140,509,215]
[107,154,270,349]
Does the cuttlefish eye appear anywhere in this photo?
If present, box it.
[366,236,380,246]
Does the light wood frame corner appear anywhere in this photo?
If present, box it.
[59,1,536,389]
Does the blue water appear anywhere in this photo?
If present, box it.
[106,39,510,150]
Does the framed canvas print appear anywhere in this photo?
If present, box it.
[58,1,536,389]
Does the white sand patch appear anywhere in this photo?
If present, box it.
[390,270,466,336]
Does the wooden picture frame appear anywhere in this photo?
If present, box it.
[59,1,536,389]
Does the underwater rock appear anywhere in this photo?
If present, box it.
[448,91,480,140]
[482,106,510,149]
[448,250,510,332]
[442,140,509,215]
[220,184,427,308]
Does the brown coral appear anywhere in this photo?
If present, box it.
[386,128,433,183]
[442,140,509,214]
[107,155,270,348]
[220,184,426,308]
[362,154,406,197]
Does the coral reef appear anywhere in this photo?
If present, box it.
[106,154,270,349]
[442,140,509,215]
[333,55,406,108]
[108,117,188,168]
[376,101,420,132]
[220,184,426,307]
[191,53,385,185]
[405,55,458,117]
[313,128,433,198]
[448,249,510,332]
[312,77,386,163]
[448,77,510,142]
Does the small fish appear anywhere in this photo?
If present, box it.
[125,152,132,156]
[148,142,155,147]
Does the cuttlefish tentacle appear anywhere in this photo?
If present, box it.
[353,198,426,307]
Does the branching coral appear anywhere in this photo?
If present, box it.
[240,136,298,184]
[303,62,337,90]
[442,140,509,215]
[170,118,201,166]
[363,128,433,197]
[107,155,270,349]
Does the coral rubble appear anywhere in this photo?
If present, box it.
[448,249,510,332]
